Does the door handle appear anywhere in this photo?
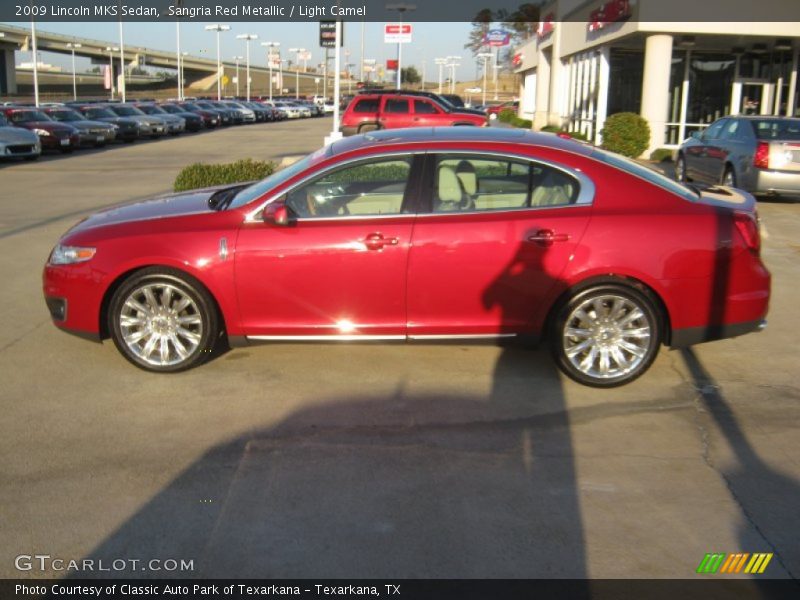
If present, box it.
[364,233,399,250]
[527,230,570,246]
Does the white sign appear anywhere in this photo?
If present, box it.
[384,23,412,44]
[298,50,312,62]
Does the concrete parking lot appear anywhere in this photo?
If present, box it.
[1,119,798,581]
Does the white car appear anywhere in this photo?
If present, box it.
[0,112,41,160]
[273,101,302,119]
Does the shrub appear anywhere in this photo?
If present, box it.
[649,148,674,162]
[600,112,650,158]
[498,108,532,129]
[538,125,589,142]
[174,158,277,192]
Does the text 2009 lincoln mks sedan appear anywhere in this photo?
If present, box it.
[43,128,770,386]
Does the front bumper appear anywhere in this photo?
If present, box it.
[43,263,105,341]
[1,141,40,157]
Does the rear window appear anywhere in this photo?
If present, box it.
[750,119,800,141]
[353,98,379,113]
[385,99,409,114]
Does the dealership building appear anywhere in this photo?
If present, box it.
[512,0,800,155]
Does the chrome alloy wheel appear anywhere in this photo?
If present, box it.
[118,283,203,367]
[562,294,652,380]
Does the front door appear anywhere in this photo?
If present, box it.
[406,153,592,337]
[235,156,420,338]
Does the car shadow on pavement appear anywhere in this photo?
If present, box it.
[680,348,800,588]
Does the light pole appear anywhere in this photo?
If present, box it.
[118,20,126,102]
[236,33,258,101]
[289,48,306,99]
[261,42,280,102]
[435,58,447,94]
[105,46,118,100]
[205,24,230,101]
[346,63,356,94]
[386,3,416,89]
[29,18,39,107]
[175,19,181,100]
[233,55,243,97]
[66,42,82,101]
[446,55,461,95]
[477,52,492,106]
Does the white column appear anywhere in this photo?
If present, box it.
[533,49,551,130]
[640,34,673,156]
[594,46,610,146]
[760,83,774,115]
[730,55,742,116]
[787,46,799,117]
[679,49,691,142]
[547,27,564,127]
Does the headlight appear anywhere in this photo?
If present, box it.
[33,128,51,136]
[137,122,149,129]
[49,244,96,265]
[110,124,120,130]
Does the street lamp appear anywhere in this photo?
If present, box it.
[288,48,306,99]
[477,52,492,107]
[118,21,126,102]
[434,57,447,94]
[236,33,258,101]
[205,24,231,101]
[233,55,243,97]
[346,63,356,94]
[446,55,461,95]
[66,42,82,101]
[105,46,119,100]
[261,42,280,102]
[385,3,416,89]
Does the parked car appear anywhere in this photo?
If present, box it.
[105,104,167,138]
[42,127,770,386]
[134,103,186,135]
[43,107,117,147]
[209,101,243,124]
[341,91,487,136]
[0,111,40,160]
[271,101,303,119]
[486,100,520,120]
[1,107,80,153]
[157,103,205,132]
[676,116,800,200]
[176,102,221,128]
[220,101,256,123]
[241,101,271,122]
[73,105,140,143]
[440,94,465,108]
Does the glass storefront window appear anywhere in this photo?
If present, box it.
[687,53,735,123]
[608,49,643,115]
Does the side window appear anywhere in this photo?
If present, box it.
[414,100,438,114]
[432,155,579,213]
[285,158,413,218]
[721,119,740,140]
[384,99,410,114]
[704,120,727,140]
[353,98,379,113]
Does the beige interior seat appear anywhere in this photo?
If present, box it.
[436,166,467,211]
[455,160,478,196]
[530,170,575,207]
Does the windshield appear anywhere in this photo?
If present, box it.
[196,102,215,109]
[48,110,83,122]
[590,147,698,203]
[751,118,800,141]
[139,105,166,115]
[9,110,51,123]
[111,106,145,117]
[179,103,200,111]
[83,107,116,119]
[227,152,321,210]
[160,105,181,113]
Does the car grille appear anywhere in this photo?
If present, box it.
[6,144,35,154]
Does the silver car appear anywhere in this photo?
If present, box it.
[0,112,41,160]
[105,104,167,138]
[677,116,800,199]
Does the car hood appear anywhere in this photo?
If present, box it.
[67,120,114,131]
[67,185,238,234]
[0,126,39,143]
[17,120,76,133]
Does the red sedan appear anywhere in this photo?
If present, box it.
[43,128,770,386]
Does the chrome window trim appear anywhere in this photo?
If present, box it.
[243,148,595,223]
[247,334,406,341]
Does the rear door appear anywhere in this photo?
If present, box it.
[380,97,413,129]
[406,152,593,338]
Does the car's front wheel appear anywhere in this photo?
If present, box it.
[108,268,219,372]
[551,284,662,387]
[676,154,688,182]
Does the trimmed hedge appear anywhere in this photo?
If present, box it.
[174,158,277,192]
[600,112,650,158]
[498,108,532,129]
[539,125,589,142]
[649,148,674,163]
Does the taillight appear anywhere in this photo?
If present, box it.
[733,211,760,255]
[753,141,769,169]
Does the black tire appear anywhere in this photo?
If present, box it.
[550,283,662,387]
[676,154,688,182]
[721,166,737,187]
[24,155,39,161]
[108,267,220,373]
[60,148,74,154]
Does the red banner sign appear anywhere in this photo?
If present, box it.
[537,13,555,39]
[387,59,399,70]
[588,0,632,32]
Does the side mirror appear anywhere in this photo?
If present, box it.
[262,202,291,226]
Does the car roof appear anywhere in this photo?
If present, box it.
[329,127,593,157]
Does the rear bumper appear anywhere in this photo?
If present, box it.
[754,169,800,198]
[670,319,766,348]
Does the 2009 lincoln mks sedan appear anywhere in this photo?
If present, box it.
[43,128,770,386]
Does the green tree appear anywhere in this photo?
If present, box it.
[401,66,421,85]
[464,8,494,57]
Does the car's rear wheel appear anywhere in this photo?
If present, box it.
[722,166,737,187]
[551,284,661,387]
[109,268,219,372]
[676,154,688,182]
